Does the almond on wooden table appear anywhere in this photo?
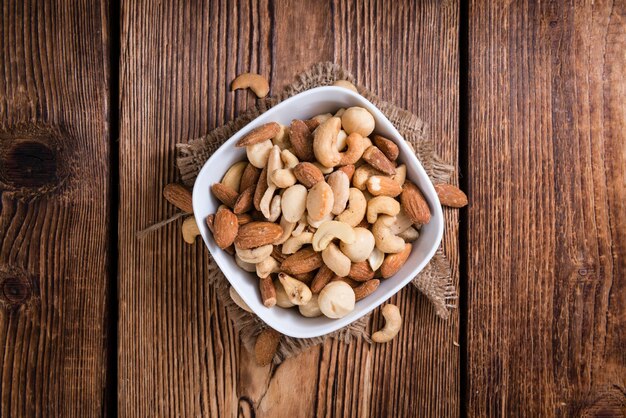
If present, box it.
[354,279,380,301]
[212,206,239,249]
[380,243,412,278]
[211,183,239,208]
[434,183,468,208]
[280,248,323,275]
[163,183,193,213]
[236,122,281,147]
[254,328,281,366]
[362,146,396,175]
[293,162,324,188]
[401,181,431,224]
[234,221,283,249]
[372,134,399,161]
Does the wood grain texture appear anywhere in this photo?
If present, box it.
[466,1,626,416]
[0,0,111,416]
[119,0,459,417]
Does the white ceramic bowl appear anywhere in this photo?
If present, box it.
[193,86,443,338]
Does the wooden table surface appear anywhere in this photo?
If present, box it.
[1,1,624,416]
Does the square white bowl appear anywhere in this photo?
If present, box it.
[193,86,443,339]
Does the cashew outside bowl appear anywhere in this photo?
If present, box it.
[231,72,270,98]
[371,304,402,343]
[229,286,253,313]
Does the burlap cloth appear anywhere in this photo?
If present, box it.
[176,62,457,363]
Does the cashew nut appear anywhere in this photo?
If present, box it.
[278,272,313,306]
[390,209,414,234]
[298,293,322,317]
[246,139,273,168]
[341,107,375,137]
[312,221,356,251]
[282,232,313,254]
[339,227,375,262]
[236,254,257,272]
[229,286,252,313]
[306,181,334,221]
[182,217,200,244]
[339,133,369,165]
[274,279,296,308]
[274,216,296,245]
[260,184,277,219]
[235,244,273,264]
[368,247,385,271]
[392,163,407,187]
[313,117,342,168]
[397,226,419,242]
[291,218,308,236]
[371,304,402,343]
[221,161,247,192]
[307,211,333,229]
[231,72,270,98]
[312,112,333,124]
[321,243,352,277]
[267,194,282,222]
[271,168,297,188]
[281,184,308,222]
[352,164,383,190]
[372,215,406,253]
[327,170,350,215]
[256,256,280,279]
[335,188,367,227]
[272,124,290,149]
[266,145,283,186]
[313,161,334,174]
[318,281,355,319]
[336,129,348,150]
[280,149,299,168]
[332,80,358,93]
[367,196,401,224]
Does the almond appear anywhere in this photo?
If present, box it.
[213,207,239,249]
[235,221,283,249]
[236,122,281,147]
[362,146,396,175]
[224,245,235,255]
[337,164,355,182]
[293,162,324,188]
[349,261,375,282]
[290,120,315,161]
[310,265,334,293]
[206,214,215,232]
[401,182,431,224]
[271,246,287,263]
[211,183,239,208]
[330,275,360,288]
[259,276,277,308]
[292,271,315,283]
[280,248,323,275]
[303,118,320,132]
[434,183,468,208]
[239,163,261,192]
[236,213,253,225]
[233,185,254,214]
[354,279,380,301]
[372,135,399,161]
[163,183,193,213]
[253,165,268,211]
[380,243,412,278]
[366,176,402,197]
[254,328,281,366]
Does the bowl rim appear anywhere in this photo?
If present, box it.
[193,86,444,338]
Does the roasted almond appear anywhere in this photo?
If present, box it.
[253,165,269,211]
[239,163,261,192]
[213,206,239,249]
[293,162,324,188]
[354,279,380,301]
[303,118,320,132]
[211,183,239,208]
[233,185,255,214]
[372,134,399,161]
[434,183,468,208]
[206,214,215,232]
[260,276,277,308]
[292,271,315,283]
[254,328,281,366]
[330,275,360,288]
[236,122,281,147]
[337,164,355,182]
[290,120,315,161]
[235,221,283,249]
[310,265,334,293]
[236,213,253,225]
[366,176,402,197]
[271,246,287,263]
[380,243,412,278]
[362,146,396,175]
[280,248,323,275]
[349,261,375,282]
[401,182,431,224]
[163,183,193,213]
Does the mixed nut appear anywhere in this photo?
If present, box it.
[206,105,434,321]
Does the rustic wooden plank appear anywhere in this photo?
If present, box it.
[0,0,111,416]
[119,0,460,416]
[467,1,626,416]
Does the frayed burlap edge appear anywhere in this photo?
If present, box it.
[176,62,456,364]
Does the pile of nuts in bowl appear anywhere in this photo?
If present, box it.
[206,105,433,321]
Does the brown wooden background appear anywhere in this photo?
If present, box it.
[0,0,624,417]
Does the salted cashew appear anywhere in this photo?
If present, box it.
[260,184,277,219]
[229,286,252,312]
[367,196,401,224]
[235,254,257,272]
[246,139,273,168]
[334,108,346,118]
[321,243,352,277]
[278,273,313,306]
[312,113,333,124]
[313,162,334,174]
[272,124,290,149]
[390,209,414,234]
[311,221,356,251]
[291,218,308,236]
[327,171,350,215]
[235,244,273,264]
[341,107,375,137]
[338,133,369,165]
[398,226,419,242]
[282,232,313,254]
[281,184,308,222]
[266,145,283,186]
[267,194,282,222]
[280,149,299,168]
[313,117,342,168]
[336,129,348,150]
[274,279,296,308]
[392,164,407,187]
[352,164,383,190]
[371,304,402,343]
[182,217,200,244]
[299,293,322,317]
[274,216,296,245]
[306,181,334,222]
[372,215,406,253]
[368,247,385,271]
[221,161,247,192]
[318,281,355,319]
[271,168,297,188]
[256,256,280,279]
[339,227,375,262]
[307,211,333,228]
[332,80,358,93]
[336,188,367,227]
[231,72,270,98]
